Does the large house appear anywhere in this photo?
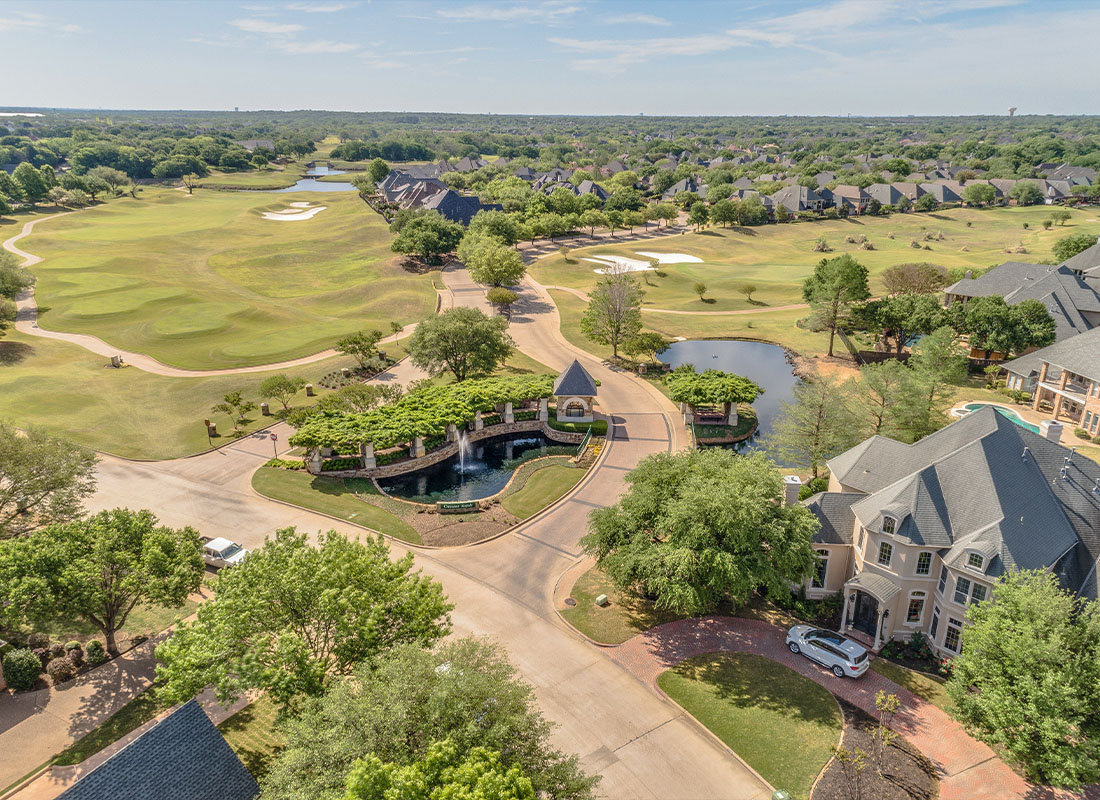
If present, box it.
[802,407,1100,655]
[1002,326,1100,434]
[376,169,500,225]
[943,262,1100,342]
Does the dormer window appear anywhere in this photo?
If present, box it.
[967,553,984,571]
[881,516,896,535]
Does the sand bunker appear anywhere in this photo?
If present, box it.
[584,250,702,274]
[262,203,326,221]
[635,251,703,264]
[289,201,314,208]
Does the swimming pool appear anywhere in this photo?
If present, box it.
[961,403,1041,433]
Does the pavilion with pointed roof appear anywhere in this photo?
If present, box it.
[553,360,598,424]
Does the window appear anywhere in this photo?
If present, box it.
[916,552,932,576]
[930,606,940,639]
[954,576,972,605]
[857,527,866,549]
[970,583,987,604]
[907,592,926,624]
[881,516,896,534]
[938,566,948,594]
[967,552,984,570]
[812,549,829,589]
[944,618,963,653]
[878,541,893,566]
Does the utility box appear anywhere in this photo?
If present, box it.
[772,791,791,800]
[595,594,609,607]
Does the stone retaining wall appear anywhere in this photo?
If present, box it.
[319,421,584,479]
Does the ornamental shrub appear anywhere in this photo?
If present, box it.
[67,647,85,668]
[48,642,65,660]
[65,640,82,652]
[2,649,42,691]
[32,647,50,669]
[85,640,106,665]
[1075,428,1091,440]
[27,633,50,649]
[46,657,76,683]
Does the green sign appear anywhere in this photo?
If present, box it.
[437,500,479,513]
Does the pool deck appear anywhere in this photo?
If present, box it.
[951,398,1097,452]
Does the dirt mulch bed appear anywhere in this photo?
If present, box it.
[812,700,939,800]
[403,502,520,547]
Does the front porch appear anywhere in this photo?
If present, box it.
[841,572,901,651]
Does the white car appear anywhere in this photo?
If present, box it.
[201,537,249,569]
[785,625,870,678]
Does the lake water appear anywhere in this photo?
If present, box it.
[377,432,575,503]
[658,339,801,452]
[268,164,358,193]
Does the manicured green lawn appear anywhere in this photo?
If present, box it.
[23,187,435,369]
[53,687,172,766]
[535,207,1097,311]
[869,659,954,714]
[658,652,843,800]
[560,566,686,644]
[218,695,284,779]
[501,463,583,519]
[196,163,308,189]
[250,466,421,543]
[19,594,201,646]
[0,327,368,459]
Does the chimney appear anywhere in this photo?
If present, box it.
[783,475,803,506]
[1040,420,1063,443]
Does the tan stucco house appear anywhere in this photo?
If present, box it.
[1002,326,1100,435]
[801,406,1100,655]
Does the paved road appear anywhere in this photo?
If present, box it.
[71,264,767,799]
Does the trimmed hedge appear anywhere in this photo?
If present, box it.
[2,648,42,691]
[85,640,106,665]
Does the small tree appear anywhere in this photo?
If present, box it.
[389,320,405,337]
[0,253,35,300]
[687,201,709,229]
[336,330,384,369]
[880,262,949,295]
[408,306,513,381]
[735,282,758,303]
[869,691,900,775]
[367,158,390,184]
[801,254,871,357]
[1049,208,1072,226]
[580,270,643,360]
[391,211,464,265]
[486,287,519,317]
[212,390,256,434]
[765,375,860,478]
[621,331,668,362]
[258,374,307,412]
[181,173,199,195]
[693,281,707,301]
[0,508,203,656]
[834,746,867,800]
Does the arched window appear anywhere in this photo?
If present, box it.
[881,515,896,535]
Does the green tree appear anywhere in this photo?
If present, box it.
[1049,208,1072,226]
[848,360,914,441]
[460,233,526,286]
[765,375,860,478]
[914,192,937,212]
[258,374,307,412]
[0,422,97,539]
[774,203,790,223]
[486,286,520,316]
[156,529,451,711]
[956,296,1056,359]
[211,390,257,434]
[710,198,737,227]
[0,508,203,656]
[855,292,945,354]
[880,262,949,295]
[391,211,465,264]
[468,210,523,246]
[0,252,34,299]
[580,271,643,360]
[335,329,384,369]
[687,201,709,229]
[735,282,758,303]
[343,739,536,800]
[693,281,707,301]
[946,571,1100,788]
[801,254,871,357]
[581,449,818,615]
[904,326,968,439]
[262,637,597,800]
[408,306,513,381]
[621,331,668,362]
[367,158,390,183]
[579,208,608,236]
[1010,181,1044,206]
[13,163,47,204]
[1052,231,1099,262]
[0,170,25,203]
[962,183,996,207]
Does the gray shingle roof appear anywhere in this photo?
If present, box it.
[1061,239,1100,276]
[57,700,258,800]
[1002,326,1100,384]
[828,407,1100,592]
[845,571,901,602]
[804,492,860,544]
[553,360,598,397]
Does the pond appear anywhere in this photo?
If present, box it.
[376,432,576,503]
[267,164,358,193]
[658,339,802,453]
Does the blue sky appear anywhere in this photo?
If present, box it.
[3,0,1099,115]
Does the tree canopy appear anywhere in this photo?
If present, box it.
[1052,231,1098,262]
[580,271,643,359]
[408,306,514,382]
[581,449,819,615]
[880,262,949,295]
[666,369,762,407]
[949,296,1056,358]
[458,232,526,287]
[262,637,597,800]
[0,508,203,655]
[947,571,1100,788]
[391,211,465,263]
[155,528,452,711]
[801,254,870,357]
[765,375,862,478]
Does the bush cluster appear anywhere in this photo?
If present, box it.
[2,648,42,691]
[321,457,361,472]
[46,656,76,683]
[85,640,106,665]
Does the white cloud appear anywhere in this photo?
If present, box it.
[228,18,304,34]
[437,2,580,23]
[0,10,80,33]
[285,2,355,11]
[272,38,358,53]
[600,13,671,26]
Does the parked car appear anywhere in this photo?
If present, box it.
[785,625,870,678]
[201,537,249,569]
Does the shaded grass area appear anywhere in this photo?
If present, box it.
[52,687,171,766]
[560,566,686,644]
[13,595,200,648]
[251,466,421,543]
[218,695,284,779]
[870,659,954,714]
[658,652,842,800]
[501,463,583,519]
[24,187,435,369]
[0,328,368,459]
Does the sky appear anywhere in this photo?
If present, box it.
[3,0,1100,116]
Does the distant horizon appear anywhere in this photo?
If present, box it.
[3,0,1099,116]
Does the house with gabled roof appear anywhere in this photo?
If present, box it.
[1002,326,1100,433]
[803,407,1100,654]
[919,182,963,205]
[770,185,824,214]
